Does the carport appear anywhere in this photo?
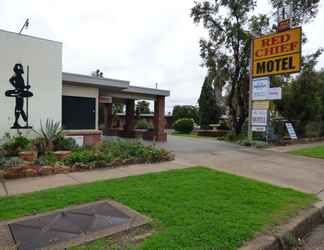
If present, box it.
[62,72,170,142]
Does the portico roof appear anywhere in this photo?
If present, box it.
[63,72,170,98]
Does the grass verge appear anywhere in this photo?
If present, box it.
[0,167,316,250]
[291,144,324,159]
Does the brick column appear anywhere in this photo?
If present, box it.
[121,99,136,138]
[103,103,113,131]
[154,96,167,142]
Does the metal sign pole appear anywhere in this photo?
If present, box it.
[248,38,254,141]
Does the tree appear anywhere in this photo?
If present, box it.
[275,49,324,136]
[191,0,268,134]
[270,0,320,25]
[172,105,199,124]
[198,76,222,129]
[136,100,151,115]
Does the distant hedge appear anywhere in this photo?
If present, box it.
[173,118,194,134]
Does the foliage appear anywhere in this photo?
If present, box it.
[1,133,31,156]
[33,153,59,166]
[136,100,151,115]
[0,168,315,250]
[198,76,223,129]
[191,1,269,134]
[197,130,228,138]
[54,136,77,151]
[33,119,63,151]
[135,119,153,130]
[275,51,324,137]
[64,140,171,166]
[0,157,24,169]
[238,139,269,149]
[305,121,322,138]
[31,137,47,156]
[172,105,199,124]
[270,0,320,25]
[173,118,194,134]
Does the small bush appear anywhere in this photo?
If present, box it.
[135,119,153,130]
[64,140,172,166]
[2,134,30,156]
[0,157,25,169]
[31,137,46,156]
[33,153,58,166]
[305,121,322,138]
[173,118,194,134]
[197,130,228,137]
[54,136,77,151]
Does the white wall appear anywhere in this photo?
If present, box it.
[62,84,99,130]
[0,30,62,137]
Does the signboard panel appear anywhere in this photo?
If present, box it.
[252,101,270,109]
[252,126,266,132]
[268,87,282,100]
[252,27,302,77]
[252,77,270,100]
[252,109,268,126]
[285,123,298,140]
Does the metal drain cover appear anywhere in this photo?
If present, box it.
[7,201,142,250]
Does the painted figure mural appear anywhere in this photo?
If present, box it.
[5,63,33,129]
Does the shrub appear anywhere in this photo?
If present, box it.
[173,118,194,134]
[305,121,322,138]
[54,136,77,151]
[135,119,153,130]
[33,153,58,166]
[197,130,228,137]
[33,119,63,151]
[0,157,25,169]
[64,140,172,166]
[2,133,31,156]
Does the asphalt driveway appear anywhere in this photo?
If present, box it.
[156,135,324,196]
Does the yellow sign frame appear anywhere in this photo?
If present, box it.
[252,27,302,77]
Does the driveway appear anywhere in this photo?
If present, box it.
[155,135,324,195]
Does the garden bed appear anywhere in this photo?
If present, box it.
[0,139,174,180]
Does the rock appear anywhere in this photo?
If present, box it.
[39,166,54,176]
[53,151,71,161]
[3,167,24,179]
[0,170,5,179]
[54,165,71,174]
[19,151,38,162]
[23,168,38,177]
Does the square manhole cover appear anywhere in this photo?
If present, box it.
[6,201,148,250]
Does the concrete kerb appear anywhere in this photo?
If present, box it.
[239,201,324,250]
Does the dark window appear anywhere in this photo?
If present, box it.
[62,96,96,130]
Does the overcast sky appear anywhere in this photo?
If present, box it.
[1,0,323,112]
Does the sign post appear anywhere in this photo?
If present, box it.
[248,25,302,142]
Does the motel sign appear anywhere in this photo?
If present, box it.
[252,27,302,77]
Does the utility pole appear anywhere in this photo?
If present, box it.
[248,38,254,141]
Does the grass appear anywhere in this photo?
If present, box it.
[171,131,200,138]
[291,144,324,159]
[0,167,316,250]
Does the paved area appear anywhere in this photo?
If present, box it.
[2,135,324,197]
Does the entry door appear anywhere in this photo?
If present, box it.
[62,96,96,130]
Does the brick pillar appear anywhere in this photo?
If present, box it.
[103,103,113,131]
[122,99,136,138]
[154,96,167,142]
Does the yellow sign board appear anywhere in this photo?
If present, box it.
[252,27,302,77]
[252,101,270,109]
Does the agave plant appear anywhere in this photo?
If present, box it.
[33,119,63,152]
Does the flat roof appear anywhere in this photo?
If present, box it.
[62,72,130,90]
[123,86,170,97]
[63,72,170,97]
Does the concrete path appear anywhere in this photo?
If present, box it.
[2,135,324,197]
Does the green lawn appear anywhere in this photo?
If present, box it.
[0,167,315,250]
[291,144,324,159]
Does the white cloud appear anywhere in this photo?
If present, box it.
[0,0,323,112]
